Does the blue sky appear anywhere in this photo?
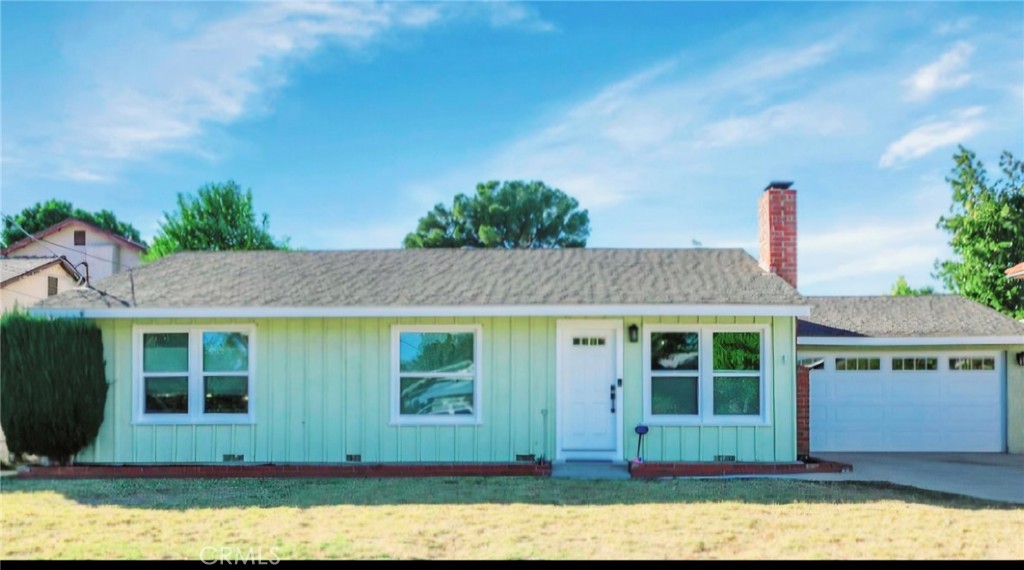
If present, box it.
[2,2,1022,295]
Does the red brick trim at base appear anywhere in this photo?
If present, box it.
[629,459,851,479]
[797,364,811,459]
[17,462,552,480]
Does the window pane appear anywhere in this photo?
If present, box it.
[143,333,189,372]
[651,332,699,371]
[204,376,249,414]
[145,376,188,414]
[203,332,249,372]
[713,332,760,371]
[399,377,473,415]
[651,376,698,415]
[713,376,760,415]
[399,332,475,374]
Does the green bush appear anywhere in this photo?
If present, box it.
[0,312,108,464]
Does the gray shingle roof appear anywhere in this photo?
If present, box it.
[798,295,1024,338]
[1,256,79,286]
[38,249,805,309]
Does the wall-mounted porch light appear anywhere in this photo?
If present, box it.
[1016,352,1024,366]
[628,324,639,343]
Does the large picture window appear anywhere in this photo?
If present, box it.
[391,325,482,425]
[134,326,254,424]
[644,325,770,425]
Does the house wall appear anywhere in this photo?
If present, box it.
[798,344,1024,453]
[12,224,141,281]
[1,264,79,313]
[77,315,797,464]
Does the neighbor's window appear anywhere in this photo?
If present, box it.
[393,326,481,424]
[835,357,880,371]
[892,357,937,371]
[47,276,58,297]
[949,357,995,371]
[136,327,253,423]
[73,230,86,245]
[645,326,768,423]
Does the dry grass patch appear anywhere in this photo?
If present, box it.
[1,477,1020,559]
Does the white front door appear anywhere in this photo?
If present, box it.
[558,321,622,460]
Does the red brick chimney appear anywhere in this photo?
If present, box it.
[758,181,797,289]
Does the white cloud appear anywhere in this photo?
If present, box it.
[10,1,552,183]
[879,107,986,168]
[935,17,975,36]
[904,42,974,101]
[697,103,846,148]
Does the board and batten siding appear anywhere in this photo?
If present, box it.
[78,315,797,464]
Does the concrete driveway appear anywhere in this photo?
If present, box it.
[797,453,1024,504]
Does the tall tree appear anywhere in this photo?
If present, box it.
[890,276,935,296]
[403,180,590,249]
[935,147,1024,318]
[2,199,144,247]
[146,181,288,260]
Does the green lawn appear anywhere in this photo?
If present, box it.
[1,477,1021,559]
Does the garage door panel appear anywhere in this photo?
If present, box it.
[809,353,1003,452]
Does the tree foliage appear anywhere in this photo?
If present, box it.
[2,199,144,247]
[403,180,590,249]
[0,312,108,464]
[146,181,288,260]
[935,147,1024,318]
[890,276,935,296]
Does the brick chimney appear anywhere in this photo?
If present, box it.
[758,181,797,289]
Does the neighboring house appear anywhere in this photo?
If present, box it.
[32,183,1024,466]
[1006,262,1024,280]
[1,256,81,313]
[2,218,146,282]
[798,296,1024,454]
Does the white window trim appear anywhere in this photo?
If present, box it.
[390,324,483,426]
[642,324,773,427]
[132,324,256,425]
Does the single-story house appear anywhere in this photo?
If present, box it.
[2,217,146,282]
[1,256,82,313]
[797,295,1024,453]
[33,183,1024,466]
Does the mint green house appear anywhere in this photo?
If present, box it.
[37,245,808,465]
[35,184,1024,465]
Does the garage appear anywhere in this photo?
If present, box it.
[804,351,1005,452]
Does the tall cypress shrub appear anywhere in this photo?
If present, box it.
[0,313,108,464]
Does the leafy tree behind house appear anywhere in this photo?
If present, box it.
[2,199,144,247]
[935,147,1024,318]
[890,276,935,296]
[403,180,590,249]
[146,181,288,260]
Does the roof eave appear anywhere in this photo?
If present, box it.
[797,335,1024,346]
[31,303,812,319]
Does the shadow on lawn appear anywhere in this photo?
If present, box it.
[1,477,1019,511]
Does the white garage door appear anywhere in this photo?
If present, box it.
[808,352,1004,452]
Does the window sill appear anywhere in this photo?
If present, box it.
[643,417,770,428]
[133,416,255,426]
[389,417,482,427]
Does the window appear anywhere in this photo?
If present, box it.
[392,325,481,425]
[644,326,769,424]
[47,276,58,296]
[892,357,937,371]
[835,357,880,371]
[134,326,254,424]
[949,357,995,371]
[73,230,86,245]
